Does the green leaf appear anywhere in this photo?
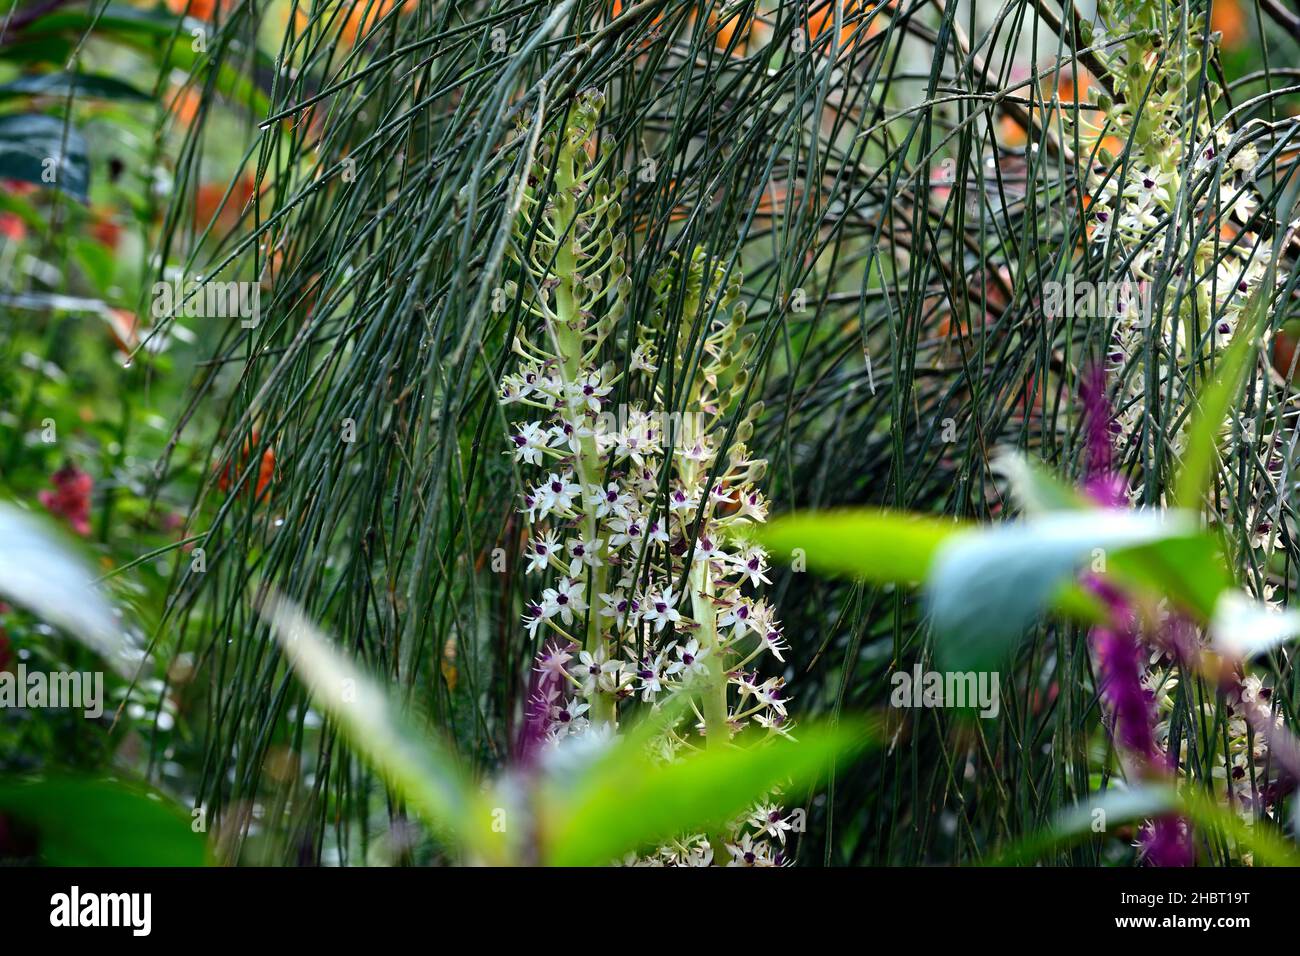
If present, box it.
[17,4,185,39]
[1177,786,1300,867]
[72,236,116,293]
[541,719,875,866]
[0,503,135,675]
[0,113,89,201]
[925,510,1198,671]
[759,509,965,584]
[0,71,150,102]
[990,784,1176,865]
[1173,284,1266,509]
[1106,532,1234,620]
[259,592,497,861]
[0,777,207,866]
[990,783,1300,866]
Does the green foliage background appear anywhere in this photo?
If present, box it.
[3,0,1299,865]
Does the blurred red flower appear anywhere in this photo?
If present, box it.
[0,212,24,242]
[38,463,93,536]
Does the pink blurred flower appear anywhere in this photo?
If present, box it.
[38,463,93,536]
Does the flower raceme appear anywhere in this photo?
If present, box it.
[500,91,793,866]
[1071,1,1276,434]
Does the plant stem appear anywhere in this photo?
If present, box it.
[550,138,614,728]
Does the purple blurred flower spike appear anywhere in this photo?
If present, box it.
[1080,365,1127,508]
[515,640,571,767]
[1140,816,1194,867]
[1091,626,1158,762]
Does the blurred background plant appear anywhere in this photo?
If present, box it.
[4,0,1300,866]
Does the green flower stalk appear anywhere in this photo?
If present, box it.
[1074,1,1275,450]
[500,90,795,865]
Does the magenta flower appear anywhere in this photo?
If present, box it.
[1091,625,1158,762]
[1081,365,1126,508]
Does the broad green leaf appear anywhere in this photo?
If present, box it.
[0,777,207,866]
[990,784,1176,865]
[759,510,964,583]
[0,113,89,201]
[1107,531,1234,620]
[260,592,498,861]
[991,784,1300,866]
[0,71,150,102]
[925,510,1197,671]
[0,503,135,675]
[541,719,875,866]
[0,35,74,66]
[18,4,186,38]
[17,6,273,116]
